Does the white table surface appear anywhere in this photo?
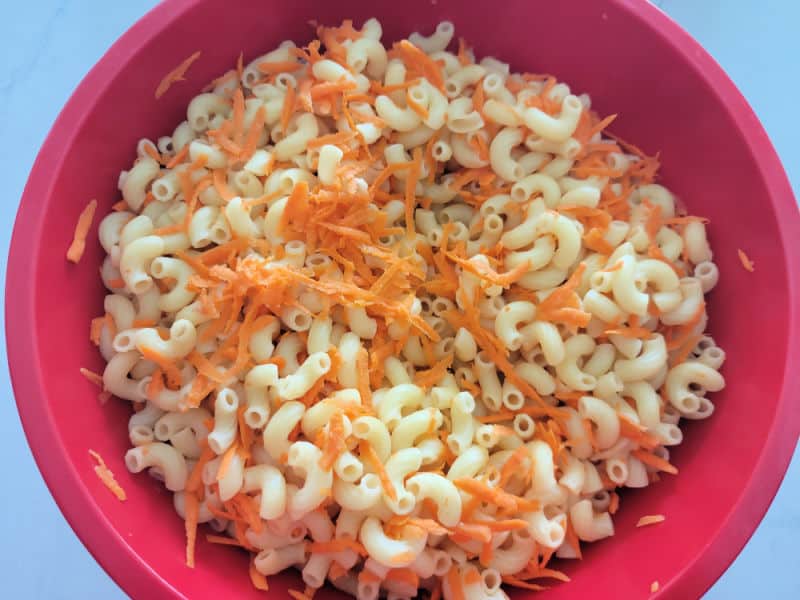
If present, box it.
[1,1,797,598]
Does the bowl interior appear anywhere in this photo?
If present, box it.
[10,0,798,598]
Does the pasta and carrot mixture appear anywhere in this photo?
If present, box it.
[89,18,726,599]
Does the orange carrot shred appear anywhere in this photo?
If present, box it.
[155,51,201,99]
[80,367,104,388]
[67,200,97,263]
[88,450,126,501]
[249,558,269,590]
[632,449,679,475]
[738,248,755,272]
[445,565,466,600]
[636,514,666,527]
[184,491,199,567]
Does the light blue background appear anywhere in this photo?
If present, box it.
[1,1,797,598]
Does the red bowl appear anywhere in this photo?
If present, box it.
[7,0,800,598]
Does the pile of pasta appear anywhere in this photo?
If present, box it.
[93,17,726,600]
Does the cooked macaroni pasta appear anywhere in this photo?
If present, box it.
[91,18,725,600]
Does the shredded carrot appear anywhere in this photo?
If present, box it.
[453,479,538,513]
[88,450,126,501]
[249,558,269,590]
[258,60,302,74]
[66,199,97,263]
[355,346,372,407]
[618,415,661,450]
[738,248,754,272]
[280,82,296,133]
[609,491,620,515]
[184,491,199,567]
[636,514,666,527]
[502,577,548,591]
[80,367,104,388]
[155,51,201,99]
[453,523,492,543]
[319,411,347,470]
[360,440,396,500]
[445,565,466,600]
[632,449,679,475]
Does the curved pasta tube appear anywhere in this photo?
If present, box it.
[391,408,443,452]
[661,278,704,326]
[384,448,423,514]
[489,127,525,182]
[446,97,483,134]
[287,441,333,519]
[578,396,620,450]
[352,416,392,462]
[611,255,650,317]
[509,173,561,207]
[225,197,260,238]
[99,211,135,258]
[254,542,306,576]
[347,36,388,78]
[494,301,536,351]
[525,510,566,549]
[121,157,160,211]
[332,473,382,511]
[302,390,361,439]
[487,530,537,575]
[125,442,188,491]
[242,465,287,519]
[207,388,239,455]
[665,361,725,414]
[555,334,597,391]
[408,21,454,53]
[359,517,428,568]
[521,94,582,142]
[450,131,490,168]
[376,384,425,430]
[513,362,556,396]
[406,473,462,527]
[103,350,145,402]
[187,92,230,131]
[276,352,332,400]
[153,407,209,442]
[614,334,667,382]
[150,257,196,312]
[529,211,581,269]
[134,319,196,359]
[375,95,422,132]
[119,235,164,295]
[274,113,319,160]
[569,499,614,542]
[447,391,476,455]
[262,401,305,461]
[623,381,661,429]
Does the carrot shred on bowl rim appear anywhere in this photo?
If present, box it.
[91,16,730,600]
[738,248,755,272]
[636,514,666,527]
[155,51,202,99]
[88,450,126,502]
[66,199,97,264]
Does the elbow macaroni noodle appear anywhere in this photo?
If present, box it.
[91,18,725,600]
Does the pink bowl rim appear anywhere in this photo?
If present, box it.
[6,0,800,598]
